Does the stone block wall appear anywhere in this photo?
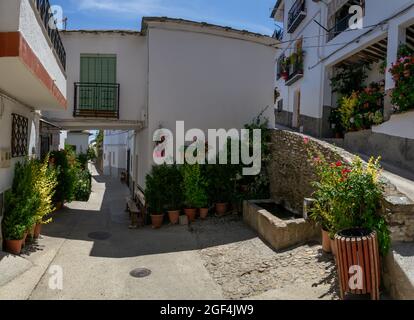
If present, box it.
[267,128,414,243]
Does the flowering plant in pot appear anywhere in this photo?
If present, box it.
[389,45,414,113]
[182,163,208,222]
[145,165,166,229]
[310,154,390,299]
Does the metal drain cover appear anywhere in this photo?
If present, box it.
[130,268,152,278]
[88,231,112,240]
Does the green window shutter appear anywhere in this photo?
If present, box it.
[79,55,117,112]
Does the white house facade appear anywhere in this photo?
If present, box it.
[65,130,91,155]
[44,17,278,191]
[0,0,67,242]
[271,0,414,170]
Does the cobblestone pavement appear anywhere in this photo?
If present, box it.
[192,215,339,300]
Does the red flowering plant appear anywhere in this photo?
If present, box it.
[308,151,391,256]
[389,44,414,113]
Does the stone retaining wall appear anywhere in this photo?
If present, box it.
[267,128,414,243]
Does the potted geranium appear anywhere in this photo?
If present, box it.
[310,155,390,300]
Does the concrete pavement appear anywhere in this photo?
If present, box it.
[0,164,223,300]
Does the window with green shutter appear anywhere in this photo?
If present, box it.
[78,55,118,115]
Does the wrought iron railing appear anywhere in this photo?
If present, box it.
[287,0,306,33]
[34,0,66,70]
[74,83,120,118]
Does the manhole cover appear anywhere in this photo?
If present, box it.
[88,231,112,240]
[130,268,152,278]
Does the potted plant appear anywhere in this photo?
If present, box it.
[163,164,183,225]
[3,161,40,254]
[182,163,207,222]
[310,155,390,300]
[145,166,166,229]
[206,162,236,217]
[280,58,289,80]
[50,150,76,207]
[32,157,58,238]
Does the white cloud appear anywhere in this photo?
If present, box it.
[76,0,183,15]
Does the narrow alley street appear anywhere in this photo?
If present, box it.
[0,164,336,300]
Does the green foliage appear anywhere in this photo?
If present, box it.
[87,146,97,161]
[336,82,385,132]
[163,165,184,210]
[309,156,391,256]
[32,156,58,224]
[77,153,88,170]
[145,165,167,214]
[74,168,92,202]
[389,46,414,113]
[182,163,208,208]
[50,150,76,203]
[330,62,370,96]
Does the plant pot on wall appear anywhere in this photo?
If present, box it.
[184,208,197,222]
[168,210,180,225]
[334,228,381,300]
[150,214,164,229]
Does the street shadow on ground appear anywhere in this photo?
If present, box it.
[41,167,257,259]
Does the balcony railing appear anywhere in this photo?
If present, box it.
[287,0,306,34]
[286,60,304,86]
[34,0,66,70]
[74,83,120,118]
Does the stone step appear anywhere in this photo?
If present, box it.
[384,242,414,300]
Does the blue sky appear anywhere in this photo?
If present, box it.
[52,0,277,36]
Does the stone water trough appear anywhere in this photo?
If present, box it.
[243,200,320,251]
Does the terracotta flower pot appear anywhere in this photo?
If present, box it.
[5,239,23,255]
[215,203,228,216]
[184,208,197,222]
[168,210,180,225]
[151,214,164,229]
[322,229,332,253]
[34,223,42,239]
[199,208,209,220]
[21,232,28,248]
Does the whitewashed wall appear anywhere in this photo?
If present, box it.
[0,96,39,194]
[44,31,148,125]
[65,132,90,154]
[19,0,66,97]
[131,27,277,188]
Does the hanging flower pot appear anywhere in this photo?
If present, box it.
[334,228,381,300]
